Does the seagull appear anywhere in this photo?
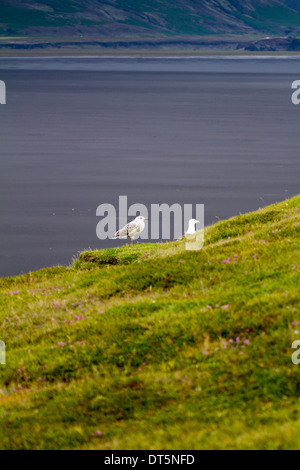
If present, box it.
[112,216,148,245]
[185,218,201,236]
[177,219,201,240]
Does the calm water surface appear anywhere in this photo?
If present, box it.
[0,57,299,276]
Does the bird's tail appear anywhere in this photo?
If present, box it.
[112,231,120,239]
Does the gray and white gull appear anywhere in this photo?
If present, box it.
[112,216,147,245]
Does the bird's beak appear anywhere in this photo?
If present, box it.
[196,220,200,224]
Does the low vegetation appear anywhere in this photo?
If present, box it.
[1,0,300,37]
[0,195,299,449]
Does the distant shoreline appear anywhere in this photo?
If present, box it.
[1,50,300,59]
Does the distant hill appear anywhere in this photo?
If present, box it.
[1,0,300,37]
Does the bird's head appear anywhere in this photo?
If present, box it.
[136,216,148,221]
[189,218,200,225]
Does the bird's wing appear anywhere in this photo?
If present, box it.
[115,220,139,238]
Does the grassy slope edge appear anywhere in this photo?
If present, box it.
[0,195,299,449]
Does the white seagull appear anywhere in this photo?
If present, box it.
[185,218,201,236]
[112,216,147,245]
[177,219,201,241]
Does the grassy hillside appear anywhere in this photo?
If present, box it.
[0,195,300,450]
[1,0,300,37]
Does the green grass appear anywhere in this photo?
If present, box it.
[0,4,67,30]
[233,6,300,34]
[254,6,300,28]
[0,195,300,449]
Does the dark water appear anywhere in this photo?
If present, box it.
[0,57,299,277]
